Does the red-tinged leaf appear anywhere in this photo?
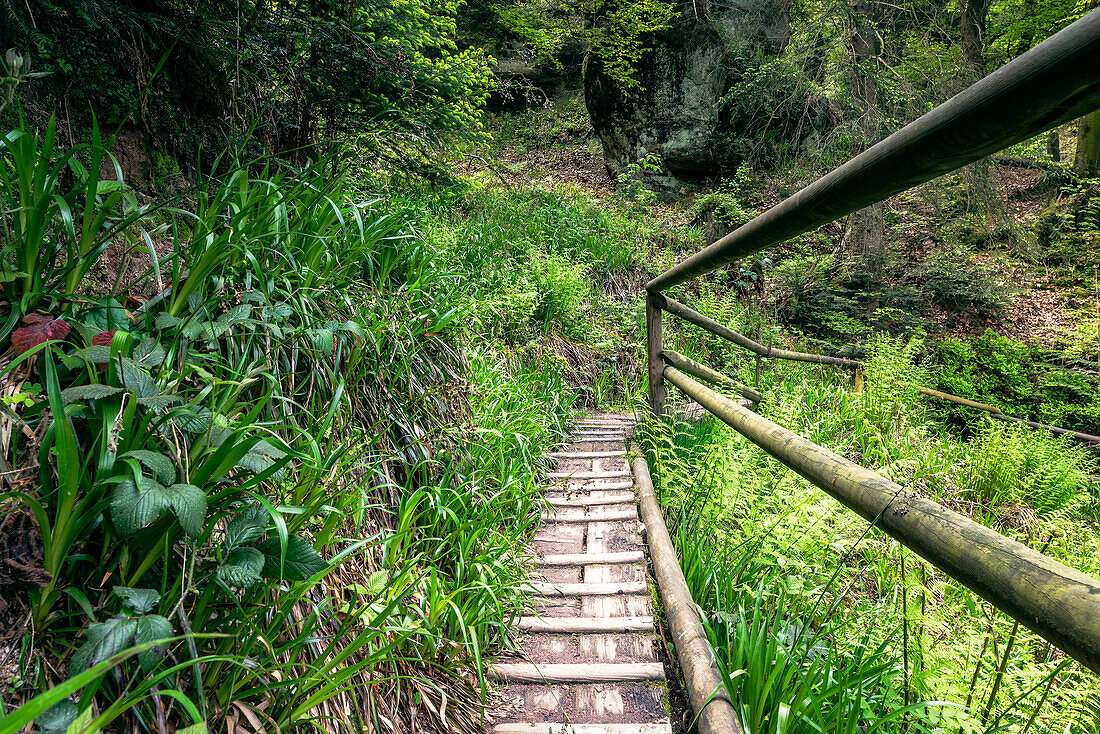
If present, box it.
[92,330,115,347]
[11,316,71,354]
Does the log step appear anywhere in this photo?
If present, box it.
[544,480,634,493]
[488,663,665,684]
[549,450,627,459]
[532,581,648,596]
[494,725,672,734]
[548,470,631,479]
[545,493,635,507]
[518,616,654,633]
[536,551,645,566]
[541,509,638,523]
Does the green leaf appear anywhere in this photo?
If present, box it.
[258,535,326,581]
[86,297,129,332]
[155,312,182,330]
[35,700,78,734]
[70,617,136,674]
[172,406,212,433]
[60,384,126,404]
[176,723,207,734]
[133,614,172,671]
[109,478,168,535]
[121,450,176,484]
[137,394,182,410]
[224,503,268,551]
[132,337,166,366]
[216,547,264,589]
[113,587,160,615]
[166,484,206,537]
[118,359,159,398]
[71,345,112,364]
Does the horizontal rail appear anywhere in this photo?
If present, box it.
[631,444,743,734]
[662,294,1100,444]
[659,296,861,368]
[662,366,1100,675]
[647,10,1100,292]
[661,349,763,403]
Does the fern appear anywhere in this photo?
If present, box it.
[962,420,1096,512]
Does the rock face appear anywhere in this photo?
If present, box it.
[584,0,790,193]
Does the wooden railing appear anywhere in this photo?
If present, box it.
[640,10,1100,734]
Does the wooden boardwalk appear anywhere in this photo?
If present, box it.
[488,415,672,733]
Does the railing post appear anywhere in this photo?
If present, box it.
[646,293,666,417]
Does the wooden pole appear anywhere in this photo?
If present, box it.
[661,349,764,404]
[646,293,666,417]
[631,445,744,734]
[663,366,1100,675]
[647,10,1100,292]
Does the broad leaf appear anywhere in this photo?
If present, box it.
[113,587,159,615]
[133,614,172,671]
[167,483,207,537]
[258,535,326,581]
[224,503,268,551]
[121,450,176,484]
[34,700,78,734]
[173,406,212,433]
[70,616,136,674]
[216,547,265,589]
[132,337,166,366]
[61,384,126,404]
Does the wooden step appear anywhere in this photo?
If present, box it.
[532,581,648,596]
[535,551,645,566]
[488,662,665,684]
[545,493,635,507]
[549,450,627,459]
[541,509,638,523]
[494,725,672,734]
[518,616,654,633]
[544,481,634,494]
[548,470,631,480]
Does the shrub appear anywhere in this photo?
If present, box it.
[918,241,1013,316]
[962,420,1096,512]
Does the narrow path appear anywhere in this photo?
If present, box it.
[488,414,672,734]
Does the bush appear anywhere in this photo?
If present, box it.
[918,241,1013,316]
[962,420,1096,512]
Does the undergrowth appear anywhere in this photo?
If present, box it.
[639,333,1100,734]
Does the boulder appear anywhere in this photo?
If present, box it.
[584,0,791,194]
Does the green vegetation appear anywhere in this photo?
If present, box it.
[640,335,1100,734]
[2,0,1100,732]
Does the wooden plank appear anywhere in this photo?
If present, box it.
[544,480,634,493]
[535,551,645,566]
[488,663,665,684]
[541,509,638,523]
[532,581,648,596]
[549,450,627,459]
[517,616,654,633]
[547,470,631,479]
[545,493,635,507]
[494,725,672,734]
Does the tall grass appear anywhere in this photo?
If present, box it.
[0,125,571,734]
[639,331,1100,734]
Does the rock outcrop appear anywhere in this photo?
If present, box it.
[584,0,791,194]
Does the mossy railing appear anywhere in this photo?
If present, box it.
[642,10,1100,732]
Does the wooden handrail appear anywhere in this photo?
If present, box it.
[631,445,744,734]
[647,10,1100,292]
[661,349,763,404]
[662,366,1100,676]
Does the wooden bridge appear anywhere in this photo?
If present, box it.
[488,13,1100,734]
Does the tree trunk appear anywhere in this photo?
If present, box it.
[847,0,884,313]
[959,0,990,76]
[1075,110,1100,178]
